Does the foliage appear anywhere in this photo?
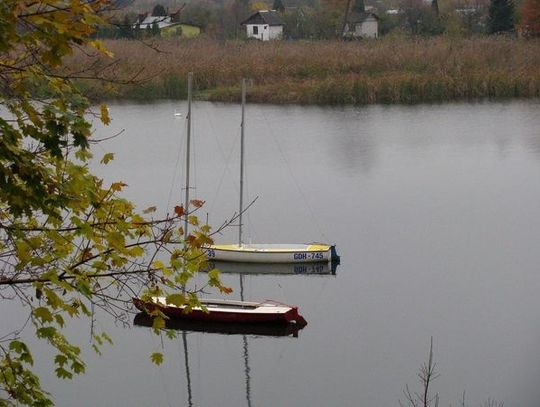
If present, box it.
[488,0,515,32]
[353,0,366,13]
[151,20,161,36]
[399,0,444,35]
[152,4,167,16]
[251,1,270,11]
[273,0,286,12]
[0,1,228,405]
[432,0,440,16]
[518,0,540,36]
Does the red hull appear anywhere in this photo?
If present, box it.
[133,298,307,326]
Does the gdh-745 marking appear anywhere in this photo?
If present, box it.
[294,252,324,260]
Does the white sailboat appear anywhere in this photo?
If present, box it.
[207,79,339,264]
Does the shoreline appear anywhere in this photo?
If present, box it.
[69,37,540,106]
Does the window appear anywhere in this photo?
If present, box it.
[253,26,258,35]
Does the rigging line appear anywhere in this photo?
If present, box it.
[260,110,329,243]
[191,104,197,197]
[206,112,241,215]
[166,115,187,214]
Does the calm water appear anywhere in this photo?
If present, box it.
[4,100,540,406]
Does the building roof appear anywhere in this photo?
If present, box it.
[241,10,284,26]
[138,16,175,29]
[346,11,380,23]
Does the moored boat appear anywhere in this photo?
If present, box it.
[133,297,307,325]
[207,243,339,264]
[206,79,339,265]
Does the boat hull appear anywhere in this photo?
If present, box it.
[133,297,307,325]
[206,243,338,264]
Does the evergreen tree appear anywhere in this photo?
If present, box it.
[488,0,515,33]
[119,15,134,39]
[432,0,439,17]
[151,21,161,36]
[353,0,365,13]
[152,4,167,16]
[273,0,285,12]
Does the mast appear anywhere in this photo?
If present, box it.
[238,78,246,247]
[182,73,194,407]
[184,72,193,237]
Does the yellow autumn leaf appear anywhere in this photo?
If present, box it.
[100,104,111,125]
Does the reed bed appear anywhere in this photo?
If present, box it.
[67,37,540,104]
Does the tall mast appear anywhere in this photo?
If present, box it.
[181,75,194,407]
[184,72,193,237]
[238,78,246,247]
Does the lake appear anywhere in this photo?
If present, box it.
[4,99,540,406]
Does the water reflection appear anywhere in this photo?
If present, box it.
[134,312,303,407]
[207,261,338,275]
[133,313,305,337]
[41,100,540,407]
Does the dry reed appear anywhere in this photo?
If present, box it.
[66,37,540,104]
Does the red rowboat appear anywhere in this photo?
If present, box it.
[133,297,307,326]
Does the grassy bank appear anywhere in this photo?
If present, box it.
[67,37,540,105]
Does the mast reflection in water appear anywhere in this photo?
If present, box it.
[133,313,304,407]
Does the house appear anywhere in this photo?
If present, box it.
[343,11,379,39]
[133,13,201,38]
[241,10,284,41]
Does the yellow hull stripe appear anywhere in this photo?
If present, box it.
[209,244,331,253]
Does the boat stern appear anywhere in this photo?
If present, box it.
[284,306,308,326]
[330,245,340,264]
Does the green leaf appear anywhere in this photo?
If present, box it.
[54,354,68,367]
[150,352,164,365]
[207,268,220,280]
[100,152,114,164]
[55,367,73,379]
[34,307,54,323]
[37,327,56,339]
[165,330,177,340]
[101,332,113,345]
[71,361,85,374]
[54,314,65,328]
[166,293,185,307]
[152,315,165,331]
[9,340,28,354]
[99,103,111,125]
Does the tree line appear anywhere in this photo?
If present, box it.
[96,0,539,40]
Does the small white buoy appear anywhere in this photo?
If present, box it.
[174,112,182,117]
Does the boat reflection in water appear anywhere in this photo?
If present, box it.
[206,260,338,276]
[133,312,305,337]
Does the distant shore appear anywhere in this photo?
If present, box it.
[67,37,540,105]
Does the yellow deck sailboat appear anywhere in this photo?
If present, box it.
[207,80,339,265]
